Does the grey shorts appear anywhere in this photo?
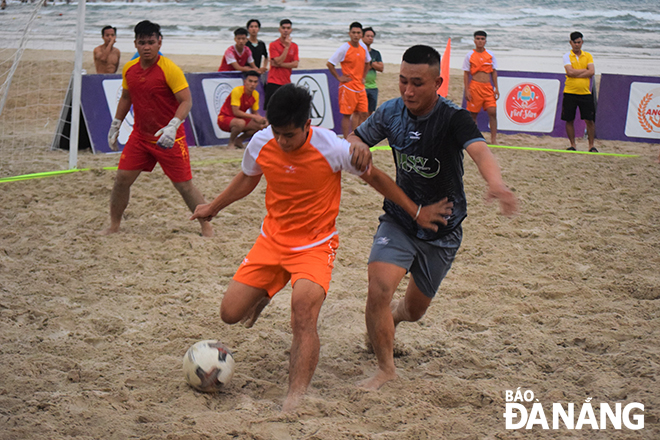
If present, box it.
[368,218,461,298]
[366,88,378,113]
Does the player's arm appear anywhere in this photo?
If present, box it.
[230,61,252,72]
[271,40,291,67]
[370,58,384,72]
[153,87,192,148]
[326,62,349,83]
[564,63,593,78]
[463,71,472,101]
[114,88,132,120]
[107,88,131,150]
[231,105,265,123]
[465,140,518,217]
[360,166,452,231]
[346,131,372,172]
[190,172,262,222]
[491,69,499,100]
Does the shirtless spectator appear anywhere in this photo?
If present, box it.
[94,26,121,74]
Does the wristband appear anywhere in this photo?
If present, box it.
[413,204,422,221]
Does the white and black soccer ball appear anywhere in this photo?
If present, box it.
[182,340,235,392]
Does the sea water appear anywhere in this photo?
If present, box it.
[1,0,659,74]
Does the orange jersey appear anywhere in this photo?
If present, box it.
[462,49,498,76]
[327,41,371,92]
[241,126,364,250]
[122,56,188,143]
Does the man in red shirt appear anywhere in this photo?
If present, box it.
[264,19,299,110]
[102,20,213,237]
[218,28,262,73]
[217,70,268,148]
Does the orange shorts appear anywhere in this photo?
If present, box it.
[233,233,339,298]
[467,81,496,113]
[217,114,250,132]
[338,86,368,115]
[118,134,191,182]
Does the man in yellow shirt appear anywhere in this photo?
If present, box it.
[561,31,597,152]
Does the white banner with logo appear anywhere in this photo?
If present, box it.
[497,77,560,133]
[625,82,660,139]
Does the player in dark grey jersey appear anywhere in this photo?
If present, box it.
[348,45,518,390]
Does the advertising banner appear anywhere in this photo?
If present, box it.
[596,74,660,143]
[187,69,342,147]
[467,71,586,139]
[77,74,195,154]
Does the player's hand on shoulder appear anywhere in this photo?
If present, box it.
[416,198,453,231]
[486,183,518,218]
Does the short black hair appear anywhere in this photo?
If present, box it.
[246,19,261,29]
[474,30,487,38]
[267,84,311,129]
[234,27,248,37]
[280,19,292,27]
[349,21,363,31]
[134,20,162,40]
[363,27,375,36]
[243,70,260,79]
[570,31,583,42]
[402,45,441,74]
[101,25,116,36]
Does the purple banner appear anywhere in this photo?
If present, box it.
[464,70,586,140]
[595,74,660,144]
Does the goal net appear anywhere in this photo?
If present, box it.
[0,0,79,179]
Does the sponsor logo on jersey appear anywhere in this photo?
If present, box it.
[395,150,440,179]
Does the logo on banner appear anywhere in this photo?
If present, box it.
[637,87,660,134]
[505,83,546,124]
[296,75,326,126]
[213,83,234,116]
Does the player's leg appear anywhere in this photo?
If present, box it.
[561,94,578,150]
[220,280,270,325]
[360,261,407,390]
[283,278,326,412]
[101,168,141,235]
[391,275,433,326]
[486,106,498,145]
[236,118,265,145]
[228,118,247,148]
[172,179,213,237]
[585,120,596,151]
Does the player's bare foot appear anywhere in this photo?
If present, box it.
[282,392,302,412]
[358,369,398,390]
[241,297,270,328]
[200,221,213,237]
[228,140,244,149]
[99,226,120,235]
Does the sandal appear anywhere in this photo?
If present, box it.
[566,146,576,151]
[589,147,599,153]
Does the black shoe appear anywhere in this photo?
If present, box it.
[589,147,599,153]
[566,146,576,151]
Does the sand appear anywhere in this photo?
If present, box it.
[1,51,659,439]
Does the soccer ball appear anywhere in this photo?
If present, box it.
[182,340,235,392]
